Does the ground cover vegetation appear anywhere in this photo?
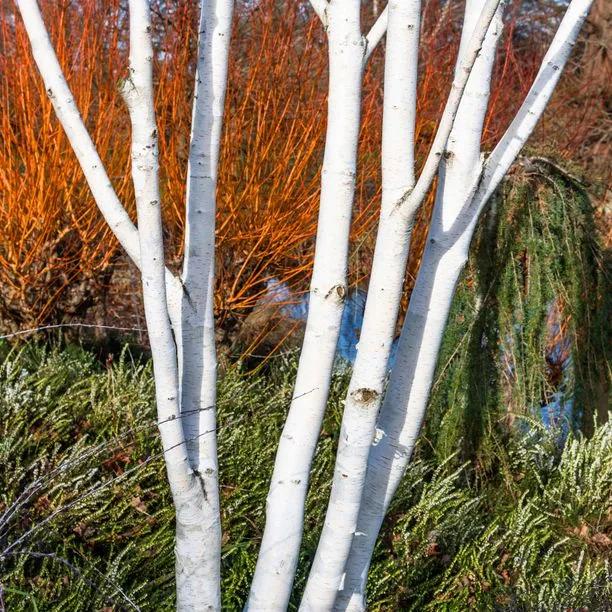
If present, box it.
[1,168,609,610]
[0,340,610,610]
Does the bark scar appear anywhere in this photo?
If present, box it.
[193,470,208,501]
[325,284,346,302]
[179,277,196,310]
[350,388,380,404]
[361,35,369,61]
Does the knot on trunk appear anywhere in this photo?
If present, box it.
[325,283,347,303]
[350,387,379,404]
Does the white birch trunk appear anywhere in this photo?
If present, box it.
[302,0,506,606]
[245,2,367,608]
[122,2,217,609]
[298,2,421,607]
[336,1,592,609]
[178,1,234,606]
[335,0,503,598]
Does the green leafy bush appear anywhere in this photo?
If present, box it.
[0,342,609,610]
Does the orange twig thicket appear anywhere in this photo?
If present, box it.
[156,1,384,323]
[0,0,606,339]
[0,0,130,330]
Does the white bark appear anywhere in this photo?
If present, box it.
[14,0,183,330]
[302,0,505,607]
[336,1,592,609]
[299,2,421,608]
[334,0,503,599]
[309,0,329,25]
[472,0,594,212]
[122,2,217,610]
[393,0,505,218]
[246,1,380,608]
[365,4,389,61]
[179,1,234,606]
[16,0,591,608]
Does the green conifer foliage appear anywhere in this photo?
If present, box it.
[424,164,609,467]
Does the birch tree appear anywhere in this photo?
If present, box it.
[301,1,505,607]
[246,4,389,609]
[335,0,594,608]
[14,0,593,610]
[15,0,233,608]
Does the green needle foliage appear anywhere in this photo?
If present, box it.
[425,164,610,468]
[0,161,608,611]
[0,341,610,610]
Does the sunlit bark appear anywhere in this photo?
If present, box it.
[302,1,509,607]
[122,2,217,609]
[336,2,593,608]
[246,3,368,607]
[179,1,234,605]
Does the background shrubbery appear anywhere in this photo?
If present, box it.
[1,0,609,345]
[424,165,610,459]
[0,342,610,610]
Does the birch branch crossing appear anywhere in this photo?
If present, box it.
[301,1,505,607]
[337,1,594,609]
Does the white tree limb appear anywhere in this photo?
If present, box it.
[14,0,183,330]
[178,0,234,605]
[301,2,421,608]
[16,0,139,264]
[395,0,505,221]
[309,0,329,26]
[122,2,214,609]
[475,0,594,211]
[364,4,389,62]
[301,0,504,607]
[246,2,365,609]
[336,1,592,608]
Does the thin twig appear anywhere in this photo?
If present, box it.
[0,323,147,341]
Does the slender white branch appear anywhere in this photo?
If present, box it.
[14,0,183,330]
[309,0,329,26]
[475,0,594,210]
[364,4,389,62]
[247,2,364,609]
[395,0,505,221]
[123,3,214,610]
[301,2,420,608]
[178,0,234,606]
[302,1,503,608]
[337,1,592,609]
[16,0,140,264]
